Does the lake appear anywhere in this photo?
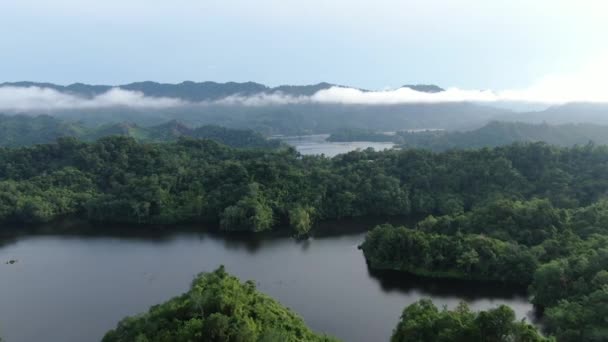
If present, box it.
[275,134,395,157]
[0,221,535,342]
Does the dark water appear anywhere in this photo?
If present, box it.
[276,134,395,157]
[0,221,534,342]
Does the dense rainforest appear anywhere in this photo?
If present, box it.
[391,299,551,342]
[3,137,608,233]
[328,121,608,151]
[0,114,281,148]
[102,266,338,342]
[2,136,608,340]
[102,267,548,342]
[397,121,608,151]
[361,198,608,340]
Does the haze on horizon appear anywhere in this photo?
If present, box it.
[2,0,608,93]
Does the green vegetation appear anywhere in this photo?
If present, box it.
[397,121,608,151]
[328,121,608,151]
[0,115,281,148]
[2,82,506,134]
[2,130,608,340]
[4,138,608,233]
[361,223,537,284]
[361,197,608,340]
[391,299,551,342]
[103,266,337,342]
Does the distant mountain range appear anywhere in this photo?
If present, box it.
[0,81,444,100]
[396,121,608,151]
[1,81,607,135]
[329,121,608,150]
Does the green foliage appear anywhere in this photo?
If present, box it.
[289,205,314,237]
[363,199,608,339]
[397,121,608,151]
[102,266,338,342]
[391,299,551,342]
[3,127,608,339]
[5,138,608,237]
[0,115,282,149]
[220,183,274,232]
[360,224,537,284]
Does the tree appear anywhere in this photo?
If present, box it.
[289,205,314,237]
[102,267,338,342]
[391,300,551,342]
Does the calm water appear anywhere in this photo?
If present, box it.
[0,221,535,342]
[276,134,395,157]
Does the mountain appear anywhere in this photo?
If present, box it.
[0,114,281,148]
[0,81,509,134]
[505,103,608,125]
[396,121,608,151]
[0,81,339,101]
[402,84,445,93]
[0,114,84,147]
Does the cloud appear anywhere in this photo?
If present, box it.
[0,86,186,112]
[1,51,608,112]
[311,52,608,105]
[309,87,499,105]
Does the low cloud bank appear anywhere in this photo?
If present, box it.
[1,52,607,111]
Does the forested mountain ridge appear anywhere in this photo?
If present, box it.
[396,121,608,150]
[3,82,608,135]
[0,114,281,148]
[328,121,608,151]
[0,81,444,100]
[0,82,510,134]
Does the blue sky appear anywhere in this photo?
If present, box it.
[1,0,607,90]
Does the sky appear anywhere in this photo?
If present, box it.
[1,0,607,91]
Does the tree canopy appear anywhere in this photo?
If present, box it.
[103,266,338,342]
[391,299,551,342]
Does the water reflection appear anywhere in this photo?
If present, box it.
[368,267,528,300]
[0,220,537,342]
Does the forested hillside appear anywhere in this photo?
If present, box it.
[2,138,608,233]
[2,136,608,340]
[102,266,338,342]
[328,122,608,151]
[391,300,550,342]
[396,121,608,151]
[361,199,608,340]
[0,115,280,148]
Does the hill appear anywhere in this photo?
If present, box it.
[103,266,337,342]
[395,121,608,151]
[0,114,280,148]
[0,81,509,134]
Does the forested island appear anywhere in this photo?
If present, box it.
[102,266,339,342]
[101,267,549,342]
